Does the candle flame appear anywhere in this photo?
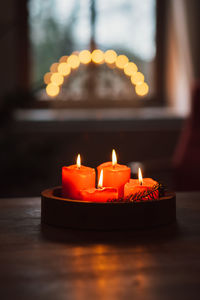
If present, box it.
[98,169,103,188]
[112,149,117,167]
[76,154,81,168]
[138,168,143,185]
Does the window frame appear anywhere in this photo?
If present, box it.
[19,0,167,109]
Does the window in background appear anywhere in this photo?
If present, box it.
[29,0,156,104]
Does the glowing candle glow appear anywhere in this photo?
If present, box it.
[77,154,81,169]
[138,168,143,185]
[62,154,95,199]
[112,149,117,167]
[98,169,103,188]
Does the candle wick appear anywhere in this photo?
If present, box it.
[140,181,142,186]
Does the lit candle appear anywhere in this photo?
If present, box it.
[62,154,95,199]
[80,169,118,202]
[124,168,159,200]
[97,149,131,198]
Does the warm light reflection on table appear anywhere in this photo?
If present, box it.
[61,243,156,299]
[2,194,200,300]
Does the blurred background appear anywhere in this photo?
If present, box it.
[0,0,200,197]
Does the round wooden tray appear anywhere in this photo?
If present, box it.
[41,186,176,230]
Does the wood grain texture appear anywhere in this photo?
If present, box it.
[0,192,200,300]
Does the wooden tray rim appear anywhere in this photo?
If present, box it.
[41,186,175,205]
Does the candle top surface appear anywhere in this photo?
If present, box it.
[127,178,158,187]
[82,187,118,194]
[63,164,95,173]
[98,161,130,171]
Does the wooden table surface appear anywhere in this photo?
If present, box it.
[1,192,200,300]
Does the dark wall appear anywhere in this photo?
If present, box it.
[0,118,182,197]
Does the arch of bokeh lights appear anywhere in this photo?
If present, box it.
[44,49,149,98]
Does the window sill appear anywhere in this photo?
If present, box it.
[13,107,185,132]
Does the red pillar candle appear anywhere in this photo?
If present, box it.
[97,150,131,198]
[124,168,159,200]
[62,154,95,199]
[80,170,118,202]
[80,187,118,202]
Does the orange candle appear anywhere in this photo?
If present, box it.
[80,170,118,202]
[97,150,131,198]
[62,154,95,199]
[124,168,159,200]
